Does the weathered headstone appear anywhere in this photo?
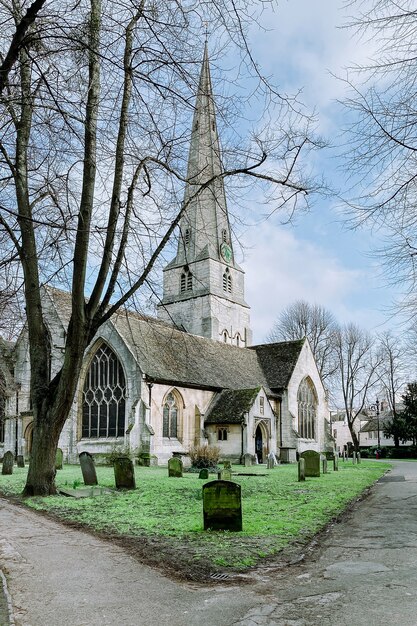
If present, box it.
[199,468,209,479]
[79,451,98,486]
[298,457,305,481]
[218,468,232,481]
[333,455,339,472]
[2,450,14,475]
[16,455,25,468]
[300,450,320,477]
[168,456,183,478]
[267,452,276,469]
[352,452,357,464]
[322,458,328,474]
[113,456,136,489]
[223,460,232,470]
[243,453,253,467]
[55,448,63,470]
[203,480,242,531]
[357,452,361,464]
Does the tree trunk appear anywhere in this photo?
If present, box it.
[348,421,360,452]
[23,413,60,495]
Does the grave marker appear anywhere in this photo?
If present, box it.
[55,448,63,470]
[357,452,361,464]
[203,480,242,531]
[168,456,183,478]
[300,450,320,477]
[298,458,305,481]
[2,451,14,475]
[333,455,339,472]
[79,451,98,486]
[198,468,209,479]
[352,452,357,464]
[218,468,232,481]
[322,458,328,474]
[17,455,25,468]
[114,456,136,489]
[243,453,253,467]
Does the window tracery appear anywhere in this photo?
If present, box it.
[297,378,317,439]
[163,391,179,438]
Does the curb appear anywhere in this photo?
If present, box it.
[0,569,15,625]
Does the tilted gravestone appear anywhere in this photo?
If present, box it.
[203,480,242,531]
[168,456,183,478]
[17,455,25,468]
[79,451,98,486]
[2,451,14,475]
[333,455,339,472]
[300,450,320,477]
[322,458,328,474]
[55,448,63,470]
[243,453,253,467]
[298,457,305,482]
[218,468,232,481]
[113,456,136,489]
[198,468,209,479]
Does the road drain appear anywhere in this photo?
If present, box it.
[210,572,231,580]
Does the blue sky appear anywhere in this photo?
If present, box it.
[232,0,403,343]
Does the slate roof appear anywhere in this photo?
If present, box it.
[45,288,305,393]
[250,340,305,391]
[204,388,261,424]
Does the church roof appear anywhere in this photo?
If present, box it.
[204,387,261,424]
[250,339,306,391]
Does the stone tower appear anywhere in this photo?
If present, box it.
[157,44,252,347]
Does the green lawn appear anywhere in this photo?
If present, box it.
[0,460,390,571]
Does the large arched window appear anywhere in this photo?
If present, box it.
[297,377,317,439]
[82,344,126,438]
[162,391,181,438]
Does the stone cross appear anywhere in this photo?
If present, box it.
[1,450,14,475]
[168,456,183,478]
[298,457,305,482]
[203,480,242,531]
[300,450,320,477]
[79,451,98,486]
[55,448,63,470]
[113,456,136,489]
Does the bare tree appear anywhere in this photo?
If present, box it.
[377,331,407,446]
[0,0,322,495]
[342,1,417,320]
[334,323,383,451]
[267,300,339,382]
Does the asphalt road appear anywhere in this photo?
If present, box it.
[0,461,416,626]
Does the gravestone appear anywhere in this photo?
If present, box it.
[352,452,357,464]
[333,455,339,472]
[203,480,242,531]
[300,450,320,477]
[218,468,232,481]
[243,453,253,467]
[357,452,361,464]
[17,455,25,468]
[2,451,14,475]
[199,468,209,479]
[79,451,98,486]
[267,452,276,470]
[223,460,232,470]
[168,456,183,478]
[114,456,136,489]
[55,448,63,470]
[298,457,305,482]
[322,458,328,474]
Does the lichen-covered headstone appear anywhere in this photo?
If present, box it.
[199,468,209,479]
[300,450,320,477]
[55,448,63,470]
[2,450,14,475]
[298,457,305,482]
[218,468,232,481]
[223,460,231,470]
[243,453,253,467]
[17,455,25,468]
[203,480,242,531]
[114,456,136,489]
[79,451,98,486]
[322,458,328,474]
[168,456,183,478]
[333,455,339,472]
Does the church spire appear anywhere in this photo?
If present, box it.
[175,43,233,266]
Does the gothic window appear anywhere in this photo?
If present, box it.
[223,268,232,293]
[223,331,228,343]
[218,428,228,441]
[180,268,193,293]
[236,334,240,347]
[184,228,191,244]
[82,344,126,438]
[297,378,317,440]
[163,391,179,438]
[259,396,265,415]
[221,228,227,243]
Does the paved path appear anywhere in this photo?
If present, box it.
[1,461,417,625]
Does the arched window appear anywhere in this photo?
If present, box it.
[223,330,228,343]
[180,268,192,293]
[82,344,126,438]
[163,391,179,438]
[184,228,191,244]
[221,228,227,243]
[218,428,228,441]
[222,268,232,293]
[297,378,317,440]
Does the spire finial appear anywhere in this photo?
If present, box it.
[203,20,209,43]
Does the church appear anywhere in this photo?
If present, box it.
[0,46,331,466]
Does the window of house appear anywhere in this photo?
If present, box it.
[163,392,178,438]
[218,428,228,441]
[82,344,126,438]
[297,378,317,440]
[259,396,264,415]
[222,268,232,293]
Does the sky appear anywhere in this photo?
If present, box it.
[228,0,403,343]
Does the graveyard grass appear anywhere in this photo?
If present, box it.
[0,461,389,579]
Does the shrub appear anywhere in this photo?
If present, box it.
[189,444,220,469]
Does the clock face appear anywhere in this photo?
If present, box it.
[220,242,233,263]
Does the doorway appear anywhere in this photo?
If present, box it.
[255,425,263,463]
